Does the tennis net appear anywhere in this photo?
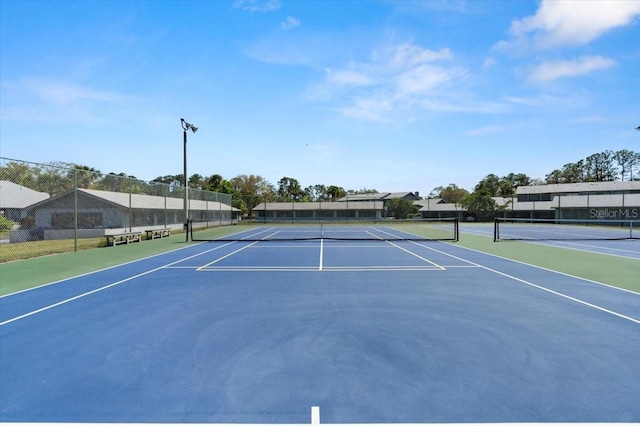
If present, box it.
[493,218,639,241]
[190,218,459,242]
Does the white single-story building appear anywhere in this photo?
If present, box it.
[417,181,640,221]
[0,180,50,222]
[12,188,239,242]
[252,201,384,221]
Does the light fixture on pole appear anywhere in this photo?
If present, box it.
[181,118,198,241]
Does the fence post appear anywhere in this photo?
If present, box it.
[128,179,132,232]
[164,184,168,228]
[558,195,561,220]
[74,168,78,252]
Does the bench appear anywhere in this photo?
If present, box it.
[145,228,171,240]
[106,232,142,246]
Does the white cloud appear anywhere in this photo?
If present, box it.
[505,91,588,110]
[281,16,300,30]
[390,0,473,15]
[528,55,616,82]
[326,68,374,87]
[391,44,452,67]
[233,0,280,12]
[1,78,135,124]
[509,0,640,49]
[466,125,505,136]
[482,57,496,69]
[242,32,337,67]
[315,42,470,122]
[338,93,394,123]
[395,65,454,96]
[569,115,608,124]
[24,79,128,104]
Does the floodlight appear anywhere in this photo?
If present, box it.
[181,118,198,133]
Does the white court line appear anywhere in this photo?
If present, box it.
[196,266,448,272]
[3,421,637,426]
[408,240,640,325]
[362,227,446,270]
[311,405,320,425]
[525,239,640,260]
[197,267,320,272]
[0,242,238,327]
[195,230,306,270]
[484,265,640,324]
[197,240,261,270]
[0,242,210,299]
[450,242,640,296]
[195,233,468,272]
[383,240,445,270]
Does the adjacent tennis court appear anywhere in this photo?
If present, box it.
[1,224,639,424]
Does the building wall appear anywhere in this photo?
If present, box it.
[256,209,382,221]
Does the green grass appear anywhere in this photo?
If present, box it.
[0,233,195,296]
[0,229,190,263]
[0,237,107,263]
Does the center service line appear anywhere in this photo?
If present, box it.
[198,240,261,269]
[319,237,324,271]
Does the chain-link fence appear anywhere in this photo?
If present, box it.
[250,201,385,221]
[0,157,234,262]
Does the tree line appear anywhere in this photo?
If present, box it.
[544,149,639,183]
[2,149,637,218]
[0,160,377,216]
[151,173,380,216]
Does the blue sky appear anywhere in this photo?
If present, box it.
[1,0,639,194]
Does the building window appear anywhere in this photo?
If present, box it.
[51,212,103,228]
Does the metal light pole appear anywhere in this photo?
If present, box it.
[181,118,198,241]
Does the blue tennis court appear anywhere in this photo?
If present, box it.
[464,222,640,259]
[1,234,639,424]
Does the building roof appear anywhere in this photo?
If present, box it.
[0,181,50,209]
[337,192,420,202]
[416,198,463,212]
[385,192,421,200]
[517,181,640,195]
[24,188,239,212]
